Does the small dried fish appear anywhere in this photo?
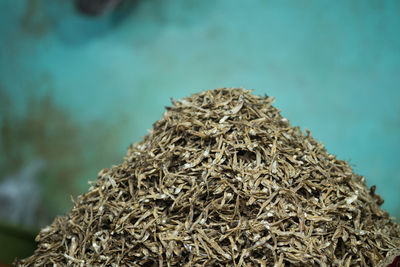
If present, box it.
[17,88,400,267]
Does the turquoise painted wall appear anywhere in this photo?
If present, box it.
[1,0,399,231]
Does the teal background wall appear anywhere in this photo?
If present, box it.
[0,0,399,239]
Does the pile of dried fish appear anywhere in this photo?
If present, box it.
[19,88,400,266]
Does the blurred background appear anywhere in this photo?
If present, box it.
[0,0,399,264]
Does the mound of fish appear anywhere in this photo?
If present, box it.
[19,88,400,266]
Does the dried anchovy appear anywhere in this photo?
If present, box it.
[18,88,400,266]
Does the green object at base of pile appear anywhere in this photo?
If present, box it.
[0,221,36,265]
